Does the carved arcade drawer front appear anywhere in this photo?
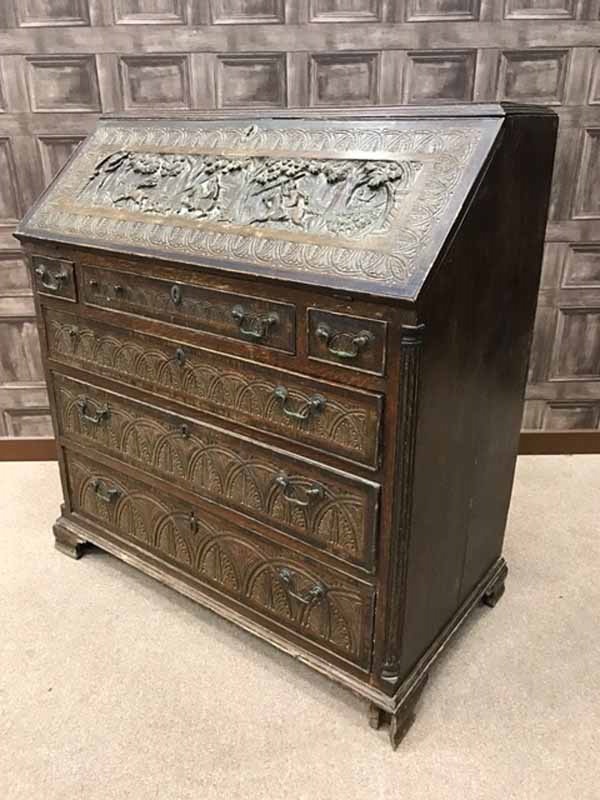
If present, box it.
[44,309,382,468]
[53,372,380,570]
[308,309,387,376]
[64,452,375,669]
[80,263,296,354]
[32,256,76,302]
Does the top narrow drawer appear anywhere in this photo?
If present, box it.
[32,255,76,302]
[307,308,386,376]
[80,263,296,354]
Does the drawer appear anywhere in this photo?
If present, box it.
[80,263,295,353]
[31,255,76,301]
[307,308,386,376]
[53,372,380,570]
[44,308,382,468]
[65,452,375,669]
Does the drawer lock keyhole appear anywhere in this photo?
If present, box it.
[170,284,183,306]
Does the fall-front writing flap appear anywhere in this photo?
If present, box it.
[16,112,503,300]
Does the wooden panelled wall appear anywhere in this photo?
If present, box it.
[0,0,599,441]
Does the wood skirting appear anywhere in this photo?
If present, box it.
[518,431,600,455]
[1,432,600,461]
[0,438,59,461]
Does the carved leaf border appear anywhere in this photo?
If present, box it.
[27,122,483,288]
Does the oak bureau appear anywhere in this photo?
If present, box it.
[16,105,557,748]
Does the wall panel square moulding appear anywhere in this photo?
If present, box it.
[26,57,101,112]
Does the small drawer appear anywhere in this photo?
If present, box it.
[81,264,295,353]
[65,452,375,669]
[44,308,383,468]
[53,372,380,570]
[307,309,386,376]
[32,256,76,301]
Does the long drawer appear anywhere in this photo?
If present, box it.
[53,372,380,570]
[44,308,382,468]
[64,452,375,669]
[80,262,296,353]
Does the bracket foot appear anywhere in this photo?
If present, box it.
[482,561,508,608]
[53,521,88,560]
[368,674,429,749]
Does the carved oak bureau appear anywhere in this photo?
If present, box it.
[16,105,557,748]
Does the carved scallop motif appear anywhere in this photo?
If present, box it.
[24,121,483,293]
[54,374,379,568]
[67,455,374,665]
[45,311,381,466]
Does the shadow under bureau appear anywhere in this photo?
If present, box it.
[16,105,557,748]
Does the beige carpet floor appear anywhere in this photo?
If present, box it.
[1,456,599,800]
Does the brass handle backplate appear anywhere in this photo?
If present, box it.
[315,322,373,360]
[231,304,279,342]
[77,398,110,425]
[273,386,326,422]
[34,263,68,292]
[274,474,324,507]
[276,567,326,605]
[91,479,121,504]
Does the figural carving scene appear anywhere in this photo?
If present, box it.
[81,150,422,239]
[25,122,483,290]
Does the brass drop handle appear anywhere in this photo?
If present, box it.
[274,474,324,507]
[67,325,80,339]
[34,263,68,292]
[231,305,279,342]
[276,567,326,605]
[77,398,110,425]
[175,347,186,367]
[273,386,326,422]
[189,511,198,534]
[112,284,125,298]
[315,322,373,360]
[91,479,121,504]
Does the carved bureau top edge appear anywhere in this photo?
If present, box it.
[22,120,486,292]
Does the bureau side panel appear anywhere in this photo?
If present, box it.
[399,111,557,678]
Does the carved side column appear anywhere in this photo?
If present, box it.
[381,323,425,683]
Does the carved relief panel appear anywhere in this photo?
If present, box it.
[79,149,421,237]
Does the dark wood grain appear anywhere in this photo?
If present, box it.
[17,106,556,748]
[80,261,296,353]
[396,108,558,682]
